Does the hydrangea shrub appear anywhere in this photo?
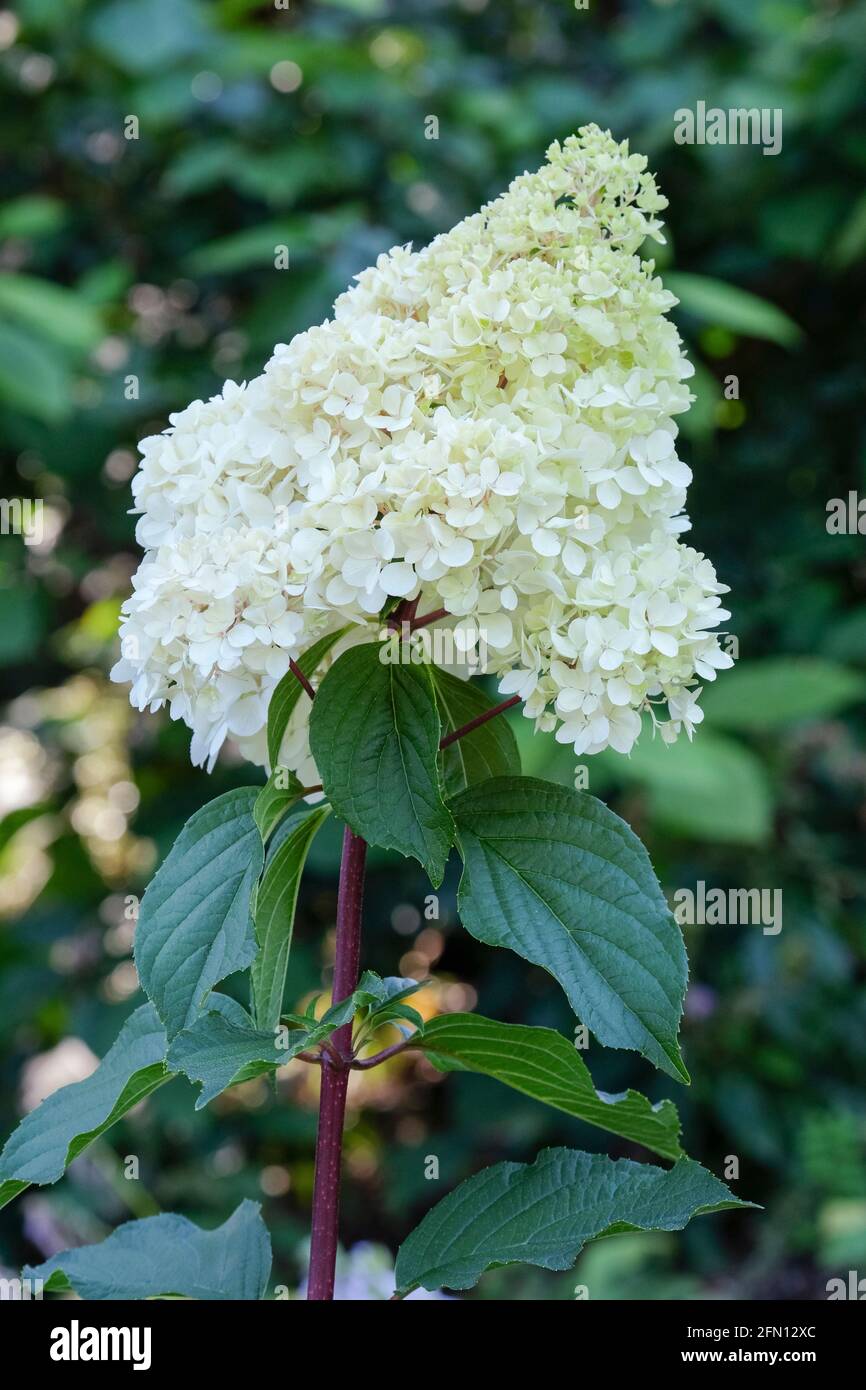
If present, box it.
[0,128,750,1302]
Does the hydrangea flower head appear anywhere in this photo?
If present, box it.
[112,126,732,779]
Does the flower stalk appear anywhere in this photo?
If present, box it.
[307,826,367,1300]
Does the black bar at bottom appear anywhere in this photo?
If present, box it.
[2,1295,861,1373]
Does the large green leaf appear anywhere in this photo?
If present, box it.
[450,777,689,1082]
[700,657,866,731]
[598,726,773,845]
[0,272,103,352]
[395,1149,751,1294]
[433,667,521,795]
[185,209,359,275]
[665,271,802,348]
[0,321,71,422]
[310,643,455,885]
[266,626,348,769]
[26,1200,271,1301]
[251,802,330,1031]
[0,1005,168,1210]
[135,789,263,1040]
[413,1014,683,1160]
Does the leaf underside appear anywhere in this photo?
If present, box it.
[0,1003,168,1210]
[167,980,401,1107]
[167,1012,304,1108]
[26,1199,272,1300]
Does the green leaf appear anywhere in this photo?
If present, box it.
[310,643,455,885]
[26,1199,271,1301]
[0,1005,168,1211]
[168,1010,307,1108]
[700,657,866,731]
[395,1149,751,1294]
[168,982,384,1108]
[266,627,348,769]
[450,777,689,1082]
[88,0,211,77]
[135,789,263,1040]
[308,992,364,1034]
[0,195,66,239]
[253,768,304,842]
[185,209,359,275]
[371,1003,425,1034]
[831,191,866,269]
[251,801,330,1031]
[665,271,802,348]
[597,726,773,846]
[0,272,103,352]
[412,1014,683,1161]
[0,321,71,422]
[354,971,427,1012]
[351,972,428,1042]
[433,667,521,795]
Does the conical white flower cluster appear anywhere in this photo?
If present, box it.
[113,126,732,778]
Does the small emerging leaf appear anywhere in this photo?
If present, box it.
[370,1003,425,1033]
[353,972,428,1041]
[354,972,427,1012]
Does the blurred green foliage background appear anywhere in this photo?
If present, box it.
[1,0,865,1299]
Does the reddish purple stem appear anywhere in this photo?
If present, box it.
[351,1038,415,1070]
[307,827,367,1301]
[289,658,317,702]
[439,694,520,749]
